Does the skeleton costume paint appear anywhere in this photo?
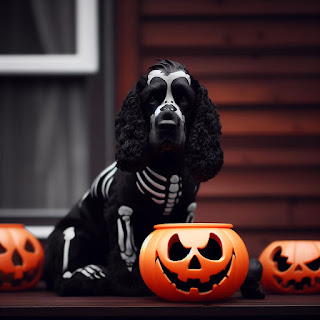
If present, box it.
[43,60,224,297]
[136,168,183,216]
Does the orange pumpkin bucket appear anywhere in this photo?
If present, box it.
[0,224,44,291]
[259,240,320,294]
[139,223,249,301]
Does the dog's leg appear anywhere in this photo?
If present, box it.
[240,258,266,299]
[186,202,197,223]
[62,226,75,274]
[117,206,137,272]
[61,227,106,281]
[44,223,111,296]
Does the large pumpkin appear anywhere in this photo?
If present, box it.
[139,223,249,301]
[0,224,44,291]
[259,240,320,294]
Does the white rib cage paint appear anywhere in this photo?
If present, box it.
[136,167,182,216]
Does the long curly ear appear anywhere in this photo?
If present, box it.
[185,84,224,183]
[115,82,149,172]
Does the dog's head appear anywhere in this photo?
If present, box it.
[115,60,223,183]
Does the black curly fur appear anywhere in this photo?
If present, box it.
[115,83,150,172]
[115,60,223,182]
[185,82,224,182]
[148,59,189,75]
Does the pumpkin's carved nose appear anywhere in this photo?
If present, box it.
[12,249,23,266]
[189,255,201,270]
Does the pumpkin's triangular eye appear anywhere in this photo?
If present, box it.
[198,234,222,260]
[0,242,7,254]
[273,248,291,272]
[168,234,190,261]
[25,239,35,253]
[306,257,320,271]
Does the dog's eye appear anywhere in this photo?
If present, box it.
[149,96,157,104]
[179,96,188,104]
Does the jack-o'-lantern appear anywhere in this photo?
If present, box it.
[0,224,44,291]
[139,223,249,301]
[259,240,320,294]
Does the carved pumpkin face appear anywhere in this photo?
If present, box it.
[0,224,44,291]
[259,241,320,294]
[139,223,249,301]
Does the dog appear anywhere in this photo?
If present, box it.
[44,60,224,296]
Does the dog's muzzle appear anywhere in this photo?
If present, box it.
[151,105,185,131]
[158,105,180,131]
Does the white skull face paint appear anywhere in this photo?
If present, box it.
[147,70,191,121]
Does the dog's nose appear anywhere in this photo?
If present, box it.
[160,104,177,112]
[157,109,178,130]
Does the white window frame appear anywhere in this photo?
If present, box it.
[0,0,98,75]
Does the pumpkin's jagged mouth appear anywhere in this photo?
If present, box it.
[274,276,320,290]
[0,263,41,287]
[155,253,234,293]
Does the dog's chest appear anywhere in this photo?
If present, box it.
[135,167,183,216]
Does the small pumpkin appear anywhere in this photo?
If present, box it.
[259,240,320,294]
[0,224,44,291]
[139,223,249,301]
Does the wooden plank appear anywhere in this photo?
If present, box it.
[142,55,320,76]
[142,20,320,48]
[198,168,320,197]
[142,0,320,16]
[219,108,320,136]
[116,0,140,109]
[292,200,320,227]
[203,78,320,105]
[195,199,320,228]
[222,145,320,167]
[1,288,320,318]
[195,199,289,228]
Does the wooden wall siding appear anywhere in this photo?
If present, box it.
[116,0,320,255]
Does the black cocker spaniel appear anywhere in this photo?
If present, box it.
[44,60,224,296]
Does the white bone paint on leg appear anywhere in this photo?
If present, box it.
[186,202,197,223]
[117,206,137,272]
[62,227,75,273]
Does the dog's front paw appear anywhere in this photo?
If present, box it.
[57,265,111,296]
[63,264,107,280]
